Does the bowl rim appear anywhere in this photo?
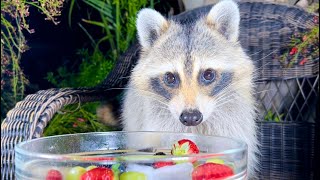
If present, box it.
[15,131,248,162]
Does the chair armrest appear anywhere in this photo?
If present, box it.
[0,87,113,179]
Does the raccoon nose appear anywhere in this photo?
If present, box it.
[179,109,203,126]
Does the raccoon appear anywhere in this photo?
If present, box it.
[121,0,258,177]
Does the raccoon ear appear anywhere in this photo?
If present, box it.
[206,0,240,42]
[136,8,169,49]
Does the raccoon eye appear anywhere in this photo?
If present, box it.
[201,69,216,84]
[164,72,177,86]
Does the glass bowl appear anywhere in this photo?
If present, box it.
[15,131,247,180]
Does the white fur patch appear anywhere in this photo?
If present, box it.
[137,8,168,49]
[207,0,240,42]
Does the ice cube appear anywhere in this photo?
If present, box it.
[126,164,155,179]
[152,162,194,180]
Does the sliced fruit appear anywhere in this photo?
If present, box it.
[46,169,63,180]
[206,158,225,165]
[81,167,114,180]
[86,165,97,171]
[171,139,199,156]
[111,164,122,180]
[66,166,87,180]
[119,172,147,180]
[153,161,175,168]
[192,163,234,180]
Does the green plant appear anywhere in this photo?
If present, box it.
[80,0,152,60]
[43,103,117,136]
[264,110,284,122]
[307,3,319,13]
[279,17,319,68]
[46,48,114,87]
[44,0,155,135]
[1,0,65,121]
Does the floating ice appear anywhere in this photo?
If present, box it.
[126,164,155,179]
[152,162,194,180]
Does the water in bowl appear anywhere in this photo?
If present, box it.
[15,132,247,180]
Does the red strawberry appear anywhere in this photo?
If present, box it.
[81,167,114,180]
[46,169,62,180]
[153,161,175,168]
[192,163,234,180]
[171,139,199,156]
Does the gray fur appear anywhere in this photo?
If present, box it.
[184,24,194,77]
[150,78,173,100]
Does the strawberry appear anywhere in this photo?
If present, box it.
[81,167,114,180]
[192,163,234,180]
[153,161,175,168]
[171,139,199,156]
[46,169,62,180]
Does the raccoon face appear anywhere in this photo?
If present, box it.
[132,0,254,126]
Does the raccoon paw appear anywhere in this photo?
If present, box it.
[96,104,119,127]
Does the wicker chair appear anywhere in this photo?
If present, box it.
[1,2,319,180]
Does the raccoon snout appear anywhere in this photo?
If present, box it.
[179,109,203,126]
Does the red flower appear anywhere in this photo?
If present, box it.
[77,118,85,122]
[302,35,308,42]
[314,16,319,24]
[289,47,298,55]
[73,123,78,128]
[299,58,308,65]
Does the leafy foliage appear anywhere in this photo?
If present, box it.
[1,0,65,121]
[43,103,117,136]
[279,18,319,68]
[264,110,284,122]
[46,49,114,87]
[44,0,154,135]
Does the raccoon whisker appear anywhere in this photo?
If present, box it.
[213,99,235,110]
[214,81,276,98]
[212,89,237,104]
[226,79,277,95]
[110,87,170,107]
[252,89,277,95]
[213,94,237,107]
[210,88,236,104]
[212,101,249,118]
[212,81,257,104]
[228,81,276,95]
[144,96,170,107]
[252,49,278,62]
[246,50,264,57]
[253,81,268,84]
[212,85,276,110]
[133,92,170,107]
[252,62,272,74]
[106,87,164,100]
